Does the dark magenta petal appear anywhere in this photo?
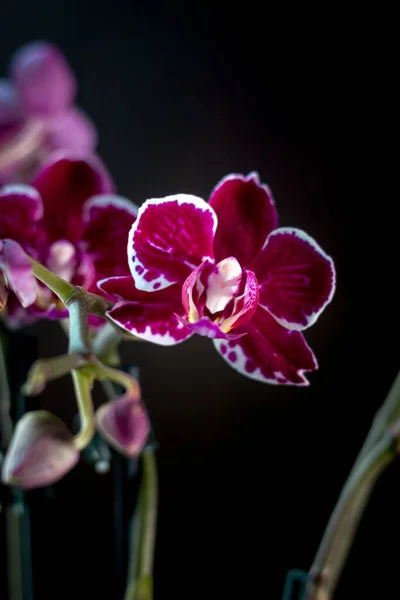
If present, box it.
[3,298,40,330]
[82,195,137,283]
[100,277,192,345]
[32,153,115,242]
[213,306,317,385]
[128,194,217,291]
[1,410,79,489]
[0,239,37,307]
[98,275,142,302]
[209,172,278,266]
[0,184,43,250]
[251,228,335,330]
[96,395,149,458]
[46,107,97,153]
[10,41,76,117]
[176,315,246,340]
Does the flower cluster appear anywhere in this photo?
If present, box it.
[0,40,336,492]
[0,152,137,327]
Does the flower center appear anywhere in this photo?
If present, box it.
[204,257,242,314]
[182,256,259,335]
[47,240,77,282]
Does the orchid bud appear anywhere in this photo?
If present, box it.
[96,395,150,458]
[0,238,37,308]
[1,410,79,489]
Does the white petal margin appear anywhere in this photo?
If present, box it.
[0,184,43,220]
[82,194,138,222]
[213,338,314,386]
[106,302,194,346]
[128,194,218,292]
[210,170,276,208]
[259,227,336,331]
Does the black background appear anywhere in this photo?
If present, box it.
[0,2,397,599]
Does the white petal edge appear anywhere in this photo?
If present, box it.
[0,184,43,220]
[213,338,313,386]
[128,193,218,292]
[106,303,194,346]
[209,171,276,208]
[260,227,336,331]
[82,194,138,222]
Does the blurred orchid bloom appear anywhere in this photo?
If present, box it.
[0,41,97,184]
[0,153,137,327]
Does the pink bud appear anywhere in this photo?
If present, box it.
[1,411,79,489]
[0,238,37,308]
[96,395,150,458]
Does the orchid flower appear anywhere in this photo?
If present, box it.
[100,173,335,385]
[0,41,97,184]
[0,153,137,327]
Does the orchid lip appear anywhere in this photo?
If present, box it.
[181,257,259,338]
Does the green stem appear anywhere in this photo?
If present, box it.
[91,322,121,365]
[0,330,12,448]
[30,258,75,304]
[354,371,400,468]
[67,296,90,355]
[124,447,158,600]
[6,501,24,600]
[93,360,140,398]
[305,424,400,600]
[21,353,87,396]
[71,370,95,451]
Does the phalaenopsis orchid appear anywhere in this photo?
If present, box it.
[0,41,394,600]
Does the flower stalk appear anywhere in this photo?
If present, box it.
[305,374,400,600]
[71,369,95,451]
[124,447,158,600]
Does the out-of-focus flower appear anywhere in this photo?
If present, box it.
[95,393,150,458]
[0,41,97,184]
[0,153,137,327]
[1,410,79,489]
[100,173,335,385]
[0,238,37,310]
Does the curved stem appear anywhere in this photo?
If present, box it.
[30,258,75,304]
[124,447,158,600]
[305,426,400,600]
[71,370,95,451]
[21,353,87,397]
[354,371,400,468]
[93,361,140,398]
